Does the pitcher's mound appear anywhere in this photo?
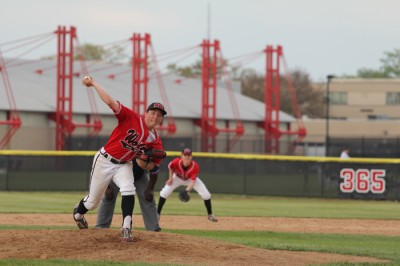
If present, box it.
[0,229,386,265]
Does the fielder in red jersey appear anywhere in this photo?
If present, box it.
[73,75,166,242]
[157,148,218,222]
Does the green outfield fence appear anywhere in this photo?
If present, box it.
[0,150,400,200]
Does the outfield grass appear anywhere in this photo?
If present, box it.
[1,191,400,265]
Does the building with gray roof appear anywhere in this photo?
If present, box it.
[0,58,295,152]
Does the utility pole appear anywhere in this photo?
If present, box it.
[325,74,335,157]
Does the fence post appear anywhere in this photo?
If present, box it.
[361,136,365,157]
[242,160,247,196]
[396,163,400,201]
[321,162,325,197]
[5,156,9,191]
[303,162,308,197]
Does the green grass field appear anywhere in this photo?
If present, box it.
[1,191,400,265]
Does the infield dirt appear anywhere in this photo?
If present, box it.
[0,214,392,265]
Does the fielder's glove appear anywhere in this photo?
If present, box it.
[137,148,167,162]
[179,190,191,203]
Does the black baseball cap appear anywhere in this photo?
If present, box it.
[147,102,167,116]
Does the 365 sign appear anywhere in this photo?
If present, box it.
[339,168,386,194]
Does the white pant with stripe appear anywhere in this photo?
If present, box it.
[83,150,135,210]
[159,173,211,200]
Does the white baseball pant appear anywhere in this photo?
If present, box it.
[159,173,211,200]
[83,151,136,210]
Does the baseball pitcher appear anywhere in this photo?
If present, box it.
[72,75,166,242]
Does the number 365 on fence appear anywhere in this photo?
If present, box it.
[339,168,386,194]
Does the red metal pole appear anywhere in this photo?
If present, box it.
[264,45,282,154]
[264,45,273,153]
[131,33,176,135]
[263,45,307,155]
[200,39,219,152]
[131,33,149,116]
[273,46,282,153]
[0,49,21,148]
[55,25,64,151]
[55,26,75,150]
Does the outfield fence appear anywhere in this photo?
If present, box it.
[0,150,399,200]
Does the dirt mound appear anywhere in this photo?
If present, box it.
[0,229,385,265]
[0,214,390,265]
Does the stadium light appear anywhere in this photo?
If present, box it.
[325,74,336,157]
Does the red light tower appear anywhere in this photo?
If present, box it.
[0,50,21,148]
[131,33,150,115]
[54,26,102,150]
[200,39,244,152]
[200,39,219,152]
[262,45,306,154]
[131,33,176,135]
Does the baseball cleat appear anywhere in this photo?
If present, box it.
[121,228,133,242]
[73,204,88,229]
[208,215,218,222]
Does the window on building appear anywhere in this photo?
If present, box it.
[330,92,347,105]
[386,92,400,105]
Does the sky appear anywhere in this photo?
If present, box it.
[1,0,400,82]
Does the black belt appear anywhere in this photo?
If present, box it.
[102,153,126,164]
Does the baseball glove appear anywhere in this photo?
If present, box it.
[137,148,167,162]
[178,190,190,202]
